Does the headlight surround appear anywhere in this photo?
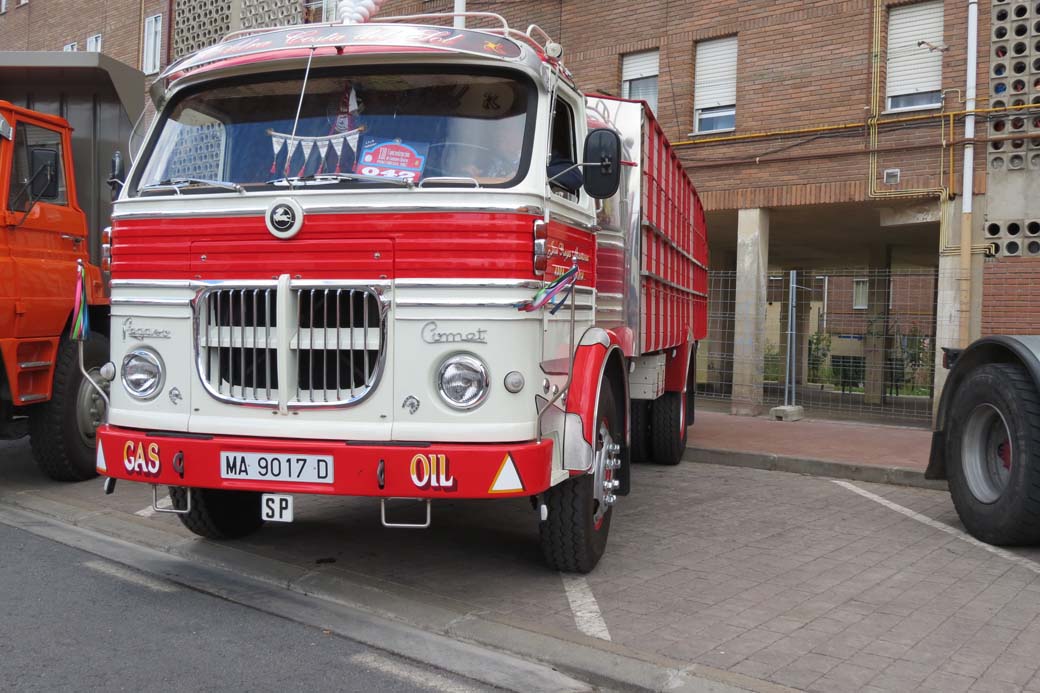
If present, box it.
[436,353,490,410]
[121,348,165,400]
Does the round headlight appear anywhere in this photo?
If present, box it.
[121,348,165,400]
[437,354,489,410]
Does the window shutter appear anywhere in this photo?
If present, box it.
[887,1,944,97]
[622,51,659,82]
[694,37,738,110]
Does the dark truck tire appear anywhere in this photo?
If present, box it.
[169,487,265,540]
[947,363,1040,545]
[630,400,650,463]
[649,391,687,466]
[29,335,109,482]
[540,380,620,573]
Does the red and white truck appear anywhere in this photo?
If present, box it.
[95,12,708,571]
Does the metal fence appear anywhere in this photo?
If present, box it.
[697,268,939,424]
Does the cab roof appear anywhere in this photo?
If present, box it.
[152,16,569,108]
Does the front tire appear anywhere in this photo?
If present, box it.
[169,487,265,540]
[947,363,1040,545]
[29,335,109,481]
[540,380,621,573]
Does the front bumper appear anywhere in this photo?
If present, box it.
[97,425,552,499]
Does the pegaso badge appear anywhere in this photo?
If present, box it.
[266,198,303,240]
[122,317,171,341]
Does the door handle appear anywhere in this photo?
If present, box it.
[60,234,84,245]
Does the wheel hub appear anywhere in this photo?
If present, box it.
[593,422,621,528]
[962,403,1013,504]
[75,368,108,448]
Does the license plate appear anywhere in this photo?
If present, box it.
[220,452,334,484]
[261,494,293,522]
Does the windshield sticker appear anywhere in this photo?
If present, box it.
[356,139,428,183]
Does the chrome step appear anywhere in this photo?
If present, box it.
[17,361,52,369]
[18,394,47,403]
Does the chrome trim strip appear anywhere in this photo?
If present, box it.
[396,298,594,310]
[113,204,545,221]
[112,297,193,306]
[114,279,389,290]
[395,278,543,289]
[640,270,708,298]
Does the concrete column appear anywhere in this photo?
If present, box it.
[863,246,892,406]
[731,209,769,416]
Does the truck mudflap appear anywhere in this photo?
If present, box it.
[96,425,552,499]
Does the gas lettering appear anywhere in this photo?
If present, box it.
[409,453,456,491]
[122,441,160,476]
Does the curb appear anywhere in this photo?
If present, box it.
[684,446,947,491]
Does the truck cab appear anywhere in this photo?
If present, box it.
[97,16,708,572]
[0,52,143,480]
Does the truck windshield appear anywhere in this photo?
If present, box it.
[135,69,534,195]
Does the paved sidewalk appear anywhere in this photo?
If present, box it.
[687,411,939,489]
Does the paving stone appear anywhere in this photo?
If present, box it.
[808,662,877,692]
[769,664,824,691]
[918,671,977,693]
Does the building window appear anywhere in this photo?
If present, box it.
[621,50,659,114]
[693,36,738,134]
[853,279,869,310]
[63,42,78,52]
[303,0,338,23]
[886,1,944,112]
[143,14,163,75]
[86,34,102,52]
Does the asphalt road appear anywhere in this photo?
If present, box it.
[0,522,492,693]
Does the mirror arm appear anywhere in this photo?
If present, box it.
[546,161,593,185]
[11,165,54,230]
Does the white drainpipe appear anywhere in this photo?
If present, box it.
[454,0,466,28]
[959,0,978,346]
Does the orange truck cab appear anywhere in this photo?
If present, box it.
[0,52,142,480]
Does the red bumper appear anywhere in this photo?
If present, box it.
[97,425,552,499]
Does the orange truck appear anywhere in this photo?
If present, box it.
[0,52,142,480]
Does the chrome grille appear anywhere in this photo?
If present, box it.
[195,282,386,408]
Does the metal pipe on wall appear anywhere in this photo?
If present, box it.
[454,0,465,28]
[959,0,979,347]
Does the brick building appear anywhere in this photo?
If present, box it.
[2,0,1036,423]
[0,0,170,79]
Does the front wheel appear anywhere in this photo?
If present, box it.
[947,363,1040,545]
[169,487,265,540]
[540,380,621,573]
[29,335,109,481]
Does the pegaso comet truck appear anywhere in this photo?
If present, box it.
[94,8,708,572]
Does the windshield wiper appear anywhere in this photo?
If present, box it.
[268,173,414,189]
[140,177,245,194]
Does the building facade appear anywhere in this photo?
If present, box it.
[2,0,1034,424]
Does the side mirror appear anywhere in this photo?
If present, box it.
[109,150,125,200]
[582,128,622,200]
[29,148,59,200]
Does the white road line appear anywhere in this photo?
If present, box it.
[832,480,1040,576]
[134,495,172,518]
[82,560,179,593]
[561,575,611,641]
[349,652,481,693]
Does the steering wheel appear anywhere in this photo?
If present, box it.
[424,141,513,178]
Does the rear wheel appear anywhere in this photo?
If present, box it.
[947,363,1040,545]
[169,487,265,540]
[630,400,650,463]
[540,380,621,573]
[29,335,109,481]
[649,391,687,466]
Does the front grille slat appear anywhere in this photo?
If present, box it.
[196,283,384,408]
